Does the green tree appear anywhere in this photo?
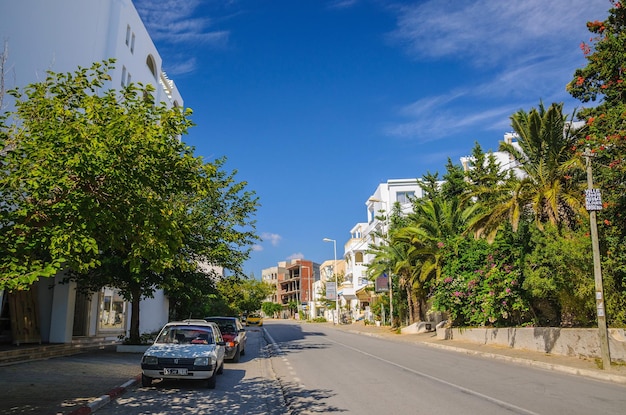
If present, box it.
[0,60,259,342]
[567,0,626,326]
[523,226,595,326]
[502,102,586,231]
[262,301,282,318]
[215,276,273,316]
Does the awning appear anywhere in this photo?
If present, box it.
[355,286,371,302]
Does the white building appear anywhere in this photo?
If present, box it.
[459,133,524,179]
[340,179,426,323]
[0,0,181,345]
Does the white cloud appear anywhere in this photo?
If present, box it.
[133,0,230,74]
[389,0,607,68]
[327,0,359,10]
[252,244,264,252]
[261,232,282,247]
[382,0,608,142]
[287,252,305,261]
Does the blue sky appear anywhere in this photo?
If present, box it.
[133,0,610,278]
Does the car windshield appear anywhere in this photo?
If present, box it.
[155,325,214,345]
[206,318,237,334]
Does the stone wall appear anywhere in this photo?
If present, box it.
[437,327,626,362]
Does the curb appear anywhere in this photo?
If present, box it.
[64,374,141,415]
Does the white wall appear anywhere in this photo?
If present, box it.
[0,0,182,109]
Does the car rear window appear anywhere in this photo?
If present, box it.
[206,318,238,334]
[155,326,214,345]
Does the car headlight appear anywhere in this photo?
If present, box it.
[194,357,210,366]
[143,356,158,365]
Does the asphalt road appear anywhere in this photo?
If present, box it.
[266,320,626,415]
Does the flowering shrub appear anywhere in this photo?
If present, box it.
[432,236,530,327]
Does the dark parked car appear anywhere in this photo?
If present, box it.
[204,316,247,362]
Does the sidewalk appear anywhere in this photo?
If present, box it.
[0,347,142,415]
[1,322,624,415]
[321,320,626,385]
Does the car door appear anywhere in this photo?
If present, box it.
[212,324,226,364]
[236,319,246,349]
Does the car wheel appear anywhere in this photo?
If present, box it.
[141,373,152,387]
[207,371,217,389]
[231,346,241,363]
[217,360,224,375]
[240,346,245,356]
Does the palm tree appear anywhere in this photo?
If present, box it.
[470,102,586,238]
[367,239,419,324]
[395,196,478,321]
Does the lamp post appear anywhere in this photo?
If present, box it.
[323,238,338,325]
[368,198,392,327]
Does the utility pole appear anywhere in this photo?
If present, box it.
[584,148,611,370]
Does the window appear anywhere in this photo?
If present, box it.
[98,287,125,331]
[355,252,363,263]
[125,25,130,46]
[126,72,132,86]
[396,191,415,204]
[146,55,157,79]
[121,66,126,87]
[130,33,135,54]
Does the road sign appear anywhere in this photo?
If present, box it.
[326,282,336,300]
[585,188,603,211]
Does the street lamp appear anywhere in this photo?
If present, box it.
[368,197,393,327]
[323,237,338,325]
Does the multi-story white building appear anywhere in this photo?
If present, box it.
[340,179,426,322]
[460,132,524,179]
[0,0,182,345]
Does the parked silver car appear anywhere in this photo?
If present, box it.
[141,319,226,389]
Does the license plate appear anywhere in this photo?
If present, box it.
[164,368,188,375]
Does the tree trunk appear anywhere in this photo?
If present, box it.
[129,284,141,344]
[405,285,415,323]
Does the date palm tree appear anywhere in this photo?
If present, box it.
[393,196,478,321]
[469,102,586,239]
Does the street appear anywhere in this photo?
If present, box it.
[100,320,626,414]
[267,320,625,414]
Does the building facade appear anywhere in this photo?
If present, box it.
[340,179,426,323]
[0,0,182,345]
[262,259,321,319]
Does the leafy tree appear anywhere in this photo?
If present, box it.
[0,60,259,342]
[567,0,626,326]
[215,276,273,316]
[441,158,469,201]
[522,226,595,326]
[262,301,282,318]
